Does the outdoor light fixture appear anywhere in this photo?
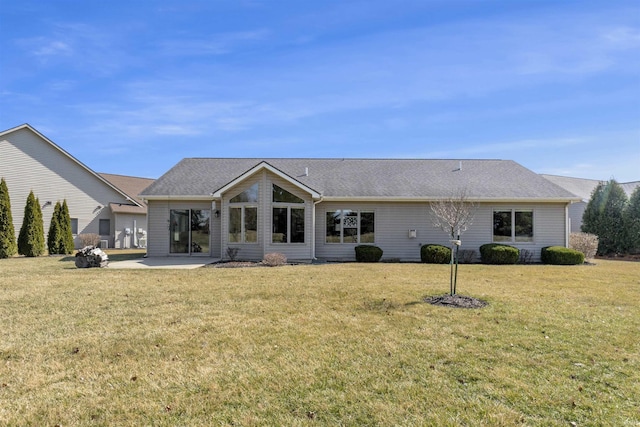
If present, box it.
[214,210,220,218]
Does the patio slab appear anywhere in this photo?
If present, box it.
[107,257,219,269]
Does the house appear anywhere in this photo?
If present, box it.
[140,158,580,262]
[541,175,640,233]
[0,124,153,249]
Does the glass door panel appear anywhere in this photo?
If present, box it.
[191,209,210,254]
[170,209,189,253]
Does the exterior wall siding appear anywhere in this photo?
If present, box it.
[314,201,569,262]
[113,213,147,249]
[1,127,133,249]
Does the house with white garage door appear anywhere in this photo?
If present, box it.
[140,158,579,262]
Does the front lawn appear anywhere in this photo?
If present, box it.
[0,257,638,426]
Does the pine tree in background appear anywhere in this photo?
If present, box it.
[18,191,45,257]
[60,200,75,254]
[625,187,640,254]
[0,178,17,258]
[47,201,63,254]
[582,180,628,255]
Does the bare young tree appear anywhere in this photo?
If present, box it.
[430,191,476,295]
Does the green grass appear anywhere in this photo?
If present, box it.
[0,257,638,426]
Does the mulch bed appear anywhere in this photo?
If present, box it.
[207,261,262,268]
[425,294,488,309]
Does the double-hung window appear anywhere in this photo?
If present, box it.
[326,210,375,243]
[272,184,305,243]
[493,209,533,243]
[228,183,258,244]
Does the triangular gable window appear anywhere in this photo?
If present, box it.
[230,183,259,203]
[273,184,304,203]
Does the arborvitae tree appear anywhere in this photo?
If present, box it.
[18,191,45,257]
[47,201,63,254]
[60,200,75,254]
[625,186,640,253]
[582,180,628,254]
[0,178,17,258]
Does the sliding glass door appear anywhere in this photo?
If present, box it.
[170,209,211,255]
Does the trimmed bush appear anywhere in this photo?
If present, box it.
[541,246,585,265]
[355,245,383,262]
[420,244,451,264]
[479,243,519,264]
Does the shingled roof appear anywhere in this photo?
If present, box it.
[542,174,640,202]
[141,158,578,202]
[99,173,155,214]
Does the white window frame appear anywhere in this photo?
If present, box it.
[492,209,534,243]
[326,210,375,244]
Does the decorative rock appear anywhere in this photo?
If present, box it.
[75,246,109,268]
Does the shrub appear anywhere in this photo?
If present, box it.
[18,191,45,257]
[420,244,451,264]
[569,232,599,261]
[79,233,100,247]
[479,243,519,264]
[355,245,383,262]
[262,252,287,267]
[0,178,17,259]
[226,247,240,261]
[518,249,534,264]
[458,249,477,264]
[541,246,585,265]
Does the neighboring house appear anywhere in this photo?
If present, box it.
[541,175,640,233]
[99,173,154,249]
[141,158,580,262]
[0,124,153,249]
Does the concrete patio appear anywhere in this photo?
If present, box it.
[107,257,220,269]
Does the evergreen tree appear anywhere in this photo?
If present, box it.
[18,191,45,257]
[60,200,75,254]
[0,178,17,258]
[582,180,628,254]
[47,201,62,254]
[625,186,640,253]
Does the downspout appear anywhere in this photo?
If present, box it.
[312,196,324,260]
[565,203,570,247]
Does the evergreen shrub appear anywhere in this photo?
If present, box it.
[420,244,451,264]
[479,243,519,264]
[354,245,383,262]
[0,178,17,258]
[541,246,585,265]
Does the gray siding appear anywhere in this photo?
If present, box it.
[146,200,213,257]
[1,127,131,249]
[314,201,569,262]
[113,213,147,249]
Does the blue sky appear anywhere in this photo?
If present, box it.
[1,0,639,181]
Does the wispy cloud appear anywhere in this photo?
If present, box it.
[159,30,270,56]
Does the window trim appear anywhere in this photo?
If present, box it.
[326,209,375,244]
[271,184,306,244]
[98,218,110,236]
[492,209,534,244]
[228,205,258,244]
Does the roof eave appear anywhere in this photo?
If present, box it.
[319,196,581,203]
